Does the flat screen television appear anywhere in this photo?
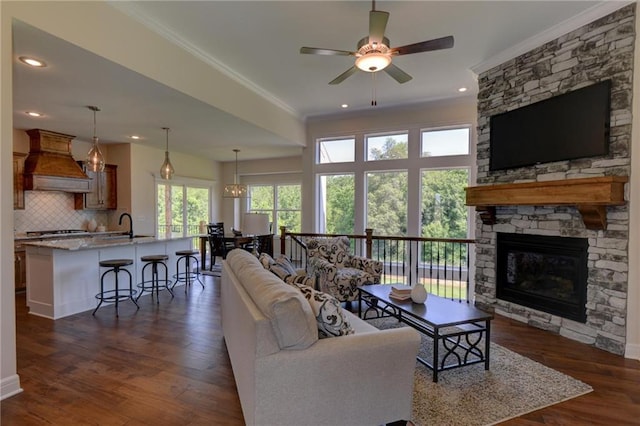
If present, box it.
[489,80,611,171]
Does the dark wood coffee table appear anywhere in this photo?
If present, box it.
[358,284,494,382]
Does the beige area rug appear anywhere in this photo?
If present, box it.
[368,317,593,426]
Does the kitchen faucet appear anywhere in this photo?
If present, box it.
[119,212,133,239]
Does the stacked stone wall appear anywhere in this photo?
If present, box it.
[474,4,635,355]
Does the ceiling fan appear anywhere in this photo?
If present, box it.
[300,1,454,85]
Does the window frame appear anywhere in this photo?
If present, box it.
[313,124,473,237]
[365,130,409,161]
[316,136,356,164]
[247,183,302,233]
[155,175,213,238]
[420,125,471,158]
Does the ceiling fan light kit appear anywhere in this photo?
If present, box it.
[356,52,391,72]
[300,1,454,89]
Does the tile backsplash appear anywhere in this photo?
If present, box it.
[14,191,110,232]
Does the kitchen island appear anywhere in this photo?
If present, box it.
[24,235,194,319]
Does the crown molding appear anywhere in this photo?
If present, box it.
[108,1,299,117]
[471,1,634,76]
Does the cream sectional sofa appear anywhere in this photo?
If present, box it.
[221,249,421,426]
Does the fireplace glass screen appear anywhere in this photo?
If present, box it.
[496,233,588,323]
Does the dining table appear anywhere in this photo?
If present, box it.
[198,234,254,269]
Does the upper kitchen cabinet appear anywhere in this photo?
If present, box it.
[74,163,117,210]
[13,152,27,210]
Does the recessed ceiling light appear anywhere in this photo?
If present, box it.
[458,87,467,92]
[341,104,349,108]
[19,56,46,67]
[130,135,141,140]
[26,111,42,117]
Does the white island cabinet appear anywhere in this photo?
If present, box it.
[25,236,193,319]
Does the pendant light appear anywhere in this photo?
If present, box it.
[86,106,105,172]
[223,149,247,198]
[160,127,175,180]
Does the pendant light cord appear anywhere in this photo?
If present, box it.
[233,149,240,184]
[88,105,100,141]
[371,72,378,106]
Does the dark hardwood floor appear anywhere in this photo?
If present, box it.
[2,275,639,425]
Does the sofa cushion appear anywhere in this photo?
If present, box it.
[227,249,318,350]
[286,280,355,338]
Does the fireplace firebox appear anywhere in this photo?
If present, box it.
[496,233,588,323]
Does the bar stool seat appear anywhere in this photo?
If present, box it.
[173,249,204,293]
[137,254,173,303]
[93,258,139,316]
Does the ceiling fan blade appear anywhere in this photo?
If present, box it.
[384,63,412,84]
[300,47,354,56]
[390,35,454,56]
[329,66,359,85]
[369,10,389,45]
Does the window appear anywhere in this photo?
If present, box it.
[318,174,355,234]
[366,171,408,235]
[157,181,210,237]
[317,137,355,164]
[366,132,408,161]
[421,169,469,239]
[421,127,470,157]
[314,125,472,238]
[249,184,301,233]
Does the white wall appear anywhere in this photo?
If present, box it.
[1,1,22,400]
[625,8,640,360]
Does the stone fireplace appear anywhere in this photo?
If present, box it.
[496,233,588,323]
[471,4,634,356]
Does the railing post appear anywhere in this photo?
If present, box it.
[365,228,373,258]
[280,226,287,256]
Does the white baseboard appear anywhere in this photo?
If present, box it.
[1,374,23,400]
[625,343,640,360]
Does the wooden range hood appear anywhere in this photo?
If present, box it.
[465,176,628,230]
[23,129,91,193]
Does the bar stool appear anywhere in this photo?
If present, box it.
[92,259,140,316]
[173,249,204,293]
[137,254,174,303]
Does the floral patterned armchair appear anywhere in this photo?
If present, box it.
[307,236,382,302]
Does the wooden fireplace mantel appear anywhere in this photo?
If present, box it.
[465,176,628,230]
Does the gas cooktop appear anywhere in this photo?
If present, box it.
[26,229,87,236]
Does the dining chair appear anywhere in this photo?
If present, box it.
[206,222,234,270]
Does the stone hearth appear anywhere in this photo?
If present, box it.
[472,4,634,355]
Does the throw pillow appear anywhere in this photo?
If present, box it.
[286,281,354,338]
[274,254,297,275]
[258,252,275,269]
[287,273,316,290]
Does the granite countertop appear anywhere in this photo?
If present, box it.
[14,231,127,241]
[22,234,192,251]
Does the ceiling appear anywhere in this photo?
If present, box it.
[12,1,614,162]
